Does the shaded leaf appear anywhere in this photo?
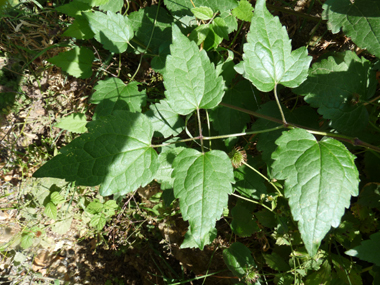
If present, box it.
[146,100,185,138]
[48,46,94,79]
[56,1,91,17]
[231,201,259,237]
[55,113,88,133]
[129,5,172,54]
[237,0,312,92]
[293,51,376,135]
[83,11,133,53]
[164,25,225,115]
[62,16,95,40]
[91,79,147,117]
[180,228,217,249]
[346,231,380,266]
[223,242,257,278]
[323,0,380,58]
[172,149,234,249]
[33,111,158,197]
[155,147,185,190]
[271,128,359,256]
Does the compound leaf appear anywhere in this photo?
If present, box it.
[33,111,158,197]
[91,79,147,117]
[172,149,234,249]
[164,24,225,115]
[293,51,376,135]
[346,231,380,266]
[323,0,380,58]
[271,128,359,256]
[48,46,94,79]
[146,100,185,138]
[237,0,312,92]
[83,11,133,53]
[55,113,88,133]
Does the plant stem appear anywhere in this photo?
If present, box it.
[205,109,211,150]
[197,108,204,153]
[274,84,287,125]
[230,193,273,212]
[220,102,380,153]
[151,126,285,148]
[242,161,283,197]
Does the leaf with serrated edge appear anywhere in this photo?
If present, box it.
[271,128,359,256]
[48,46,94,79]
[156,147,185,190]
[83,11,133,53]
[237,0,312,92]
[55,113,87,133]
[232,0,253,22]
[146,100,185,138]
[99,0,123,12]
[164,25,225,115]
[223,242,257,278]
[345,231,380,266]
[44,202,57,219]
[172,149,234,249]
[33,111,158,197]
[293,51,376,135]
[91,79,147,117]
[164,0,238,17]
[192,6,213,20]
[323,0,380,58]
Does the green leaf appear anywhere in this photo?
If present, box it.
[50,192,65,205]
[346,231,380,266]
[83,11,133,53]
[129,5,173,54]
[263,252,291,272]
[33,111,158,197]
[99,0,123,12]
[223,242,257,278]
[155,147,185,190]
[209,80,257,138]
[323,0,380,58]
[164,0,238,17]
[191,6,213,20]
[212,17,228,40]
[90,213,107,231]
[220,10,238,34]
[180,228,217,249]
[62,16,95,40]
[20,233,34,249]
[146,100,185,138]
[231,201,259,237]
[91,79,147,117]
[271,128,359,256]
[86,200,104,214]
[51,217,73,234]
[293,51,376,135]
[56,1,91,17]
[357,184,380,209]
[44,202,57,219]
[232,0,254,22]
[172,149,234,249]
[47,46,94,79]
[55,113,88,133]
[189,24,211,46]
[234,158,267,199]
[76,0,109,7]
[164,24,225,115]
[237,0,312,92]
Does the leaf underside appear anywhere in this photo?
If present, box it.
[271,128,359,256]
